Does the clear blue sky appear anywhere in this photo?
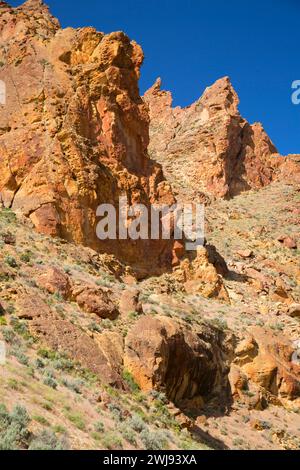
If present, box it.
[10,0,300,155]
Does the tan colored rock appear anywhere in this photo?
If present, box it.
[277,235,298,249]
[73,286,119,320]
[124,315,232,404]
[31,311,122,386]
[144,77,283,201]
[239,328,300,401]
[94,330,124,376]
[36,266,71,299]
[236,249,253,259]
[243,355,278,392]
[119,287,142,317]
[283,237,297,249]
[0,2,177,277]
[178,246,229,301]
[16,292,51,320]
[229,365,248,397]
[288,304,300,318]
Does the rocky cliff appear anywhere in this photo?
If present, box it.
[144,77,300,202]
[0,0,299,451]
[0,0,178,277]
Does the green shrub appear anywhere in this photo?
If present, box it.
[33,415,50,426]
[94,421,104,433]
[65,412,86,431]
[0,209,17,224]
[140,429,168,450]
[43,371,57,389]
[122,370,140,392]
[130,414,147,432]
[7,378,21,391]
[61,378,82,394]
[20,251,33,263]
[2,327,16,344]
[102,432,123,450]
[0,404,30,450]
[29,430,68,450]
[52,425,66,434]
[11,348,29,366]
[108,403,124,422]
[4,255,18,268]
[120,425,137,445]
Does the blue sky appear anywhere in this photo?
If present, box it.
[9,0,300,154]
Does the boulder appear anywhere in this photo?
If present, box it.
[36,266,71,299]
[124,315,232,405]
[73,286,119,320]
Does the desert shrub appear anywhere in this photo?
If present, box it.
[65,412,86,431]
[35,358,45,369]
[61,378,82,394]
[122,370,140,393]
[4,255,18,268]
[52,356,74,372]
[7,378,21,391]
[209,317,228,331]
[140,429,168,450]
[6,304,15,315]
[102,432,123,450]
[0,209,17,224]
[88,321,102,333]
[38,348,57,360]
[2,327,16,344]
[20,251,33,263]
[43,370,57,389]
[0,404,30,450]
[29,430,68,450]
[33,415,50,426]
[94,421,104,433]
[52,425,66,434]
[130,414,147,432]
[120,425,137,445]
[10,317,33,342]
[10,348,29,366]
[108,403,124,422]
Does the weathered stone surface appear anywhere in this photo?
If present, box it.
[124,315,232,404]
[288,303,300,318]
[36,266,71,299]
[0,1,177,277]
[72,286,119,319]
[144,77,300,201]
[176,246,229,301]
[119,287,142,317]
[15,291,122,385]
[233,328,300,401]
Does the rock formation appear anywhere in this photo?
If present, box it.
[0,0,178,277]
[144,77,300,201]
[0,1,299,451]
[124,315,233,404]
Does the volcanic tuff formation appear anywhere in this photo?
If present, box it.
[0,1,300,451]
[0,0,179,277]
[144,77,300,202]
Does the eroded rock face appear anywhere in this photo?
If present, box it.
[72,285,119,320]
[0,1,178,277]
[144,77,299,201]
[15,291,122,385]
[124,315,233,404]
[232,328,300,402]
